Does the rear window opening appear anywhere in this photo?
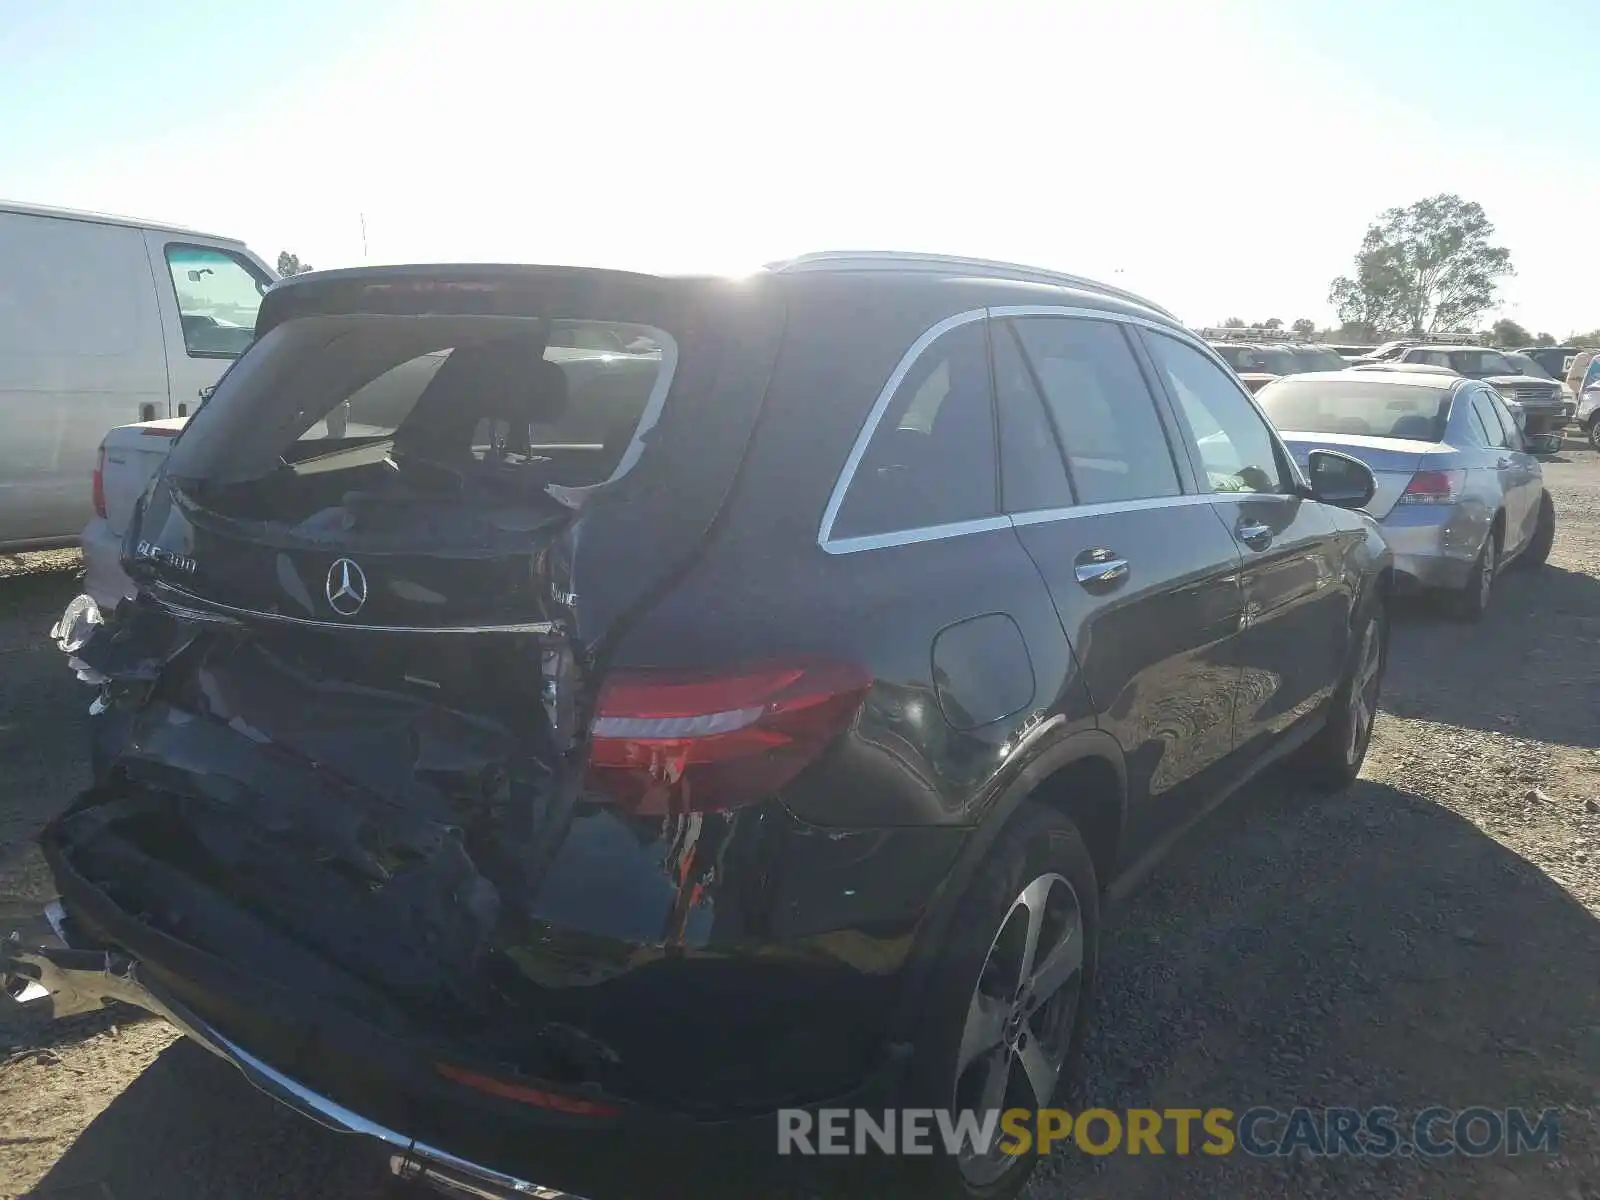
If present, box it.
[167,315,677,523]
[1259,379,1451,442]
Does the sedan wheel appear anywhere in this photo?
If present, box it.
[1452,535,1498,621]
[954,872,1085,1187]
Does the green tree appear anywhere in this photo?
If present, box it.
[1261,317,1283,330]
[1328,194,1513,334]
[1490,318,1531,347]
[276,250,315,276]
[1291,318,1316,334]
[1222,317,1246,328]
[1534,332,1556,347]
[1569,330,1600,349]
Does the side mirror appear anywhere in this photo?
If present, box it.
[1306,448,1376,510]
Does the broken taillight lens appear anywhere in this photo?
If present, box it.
[586,659,871,814]
[1398,468,1465,505]
[91,446,107,519]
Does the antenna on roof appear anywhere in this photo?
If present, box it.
[359,213,369,262]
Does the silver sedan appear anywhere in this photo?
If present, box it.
[1257,368,1556,619]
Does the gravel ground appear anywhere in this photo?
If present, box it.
[2,451,1599,1200]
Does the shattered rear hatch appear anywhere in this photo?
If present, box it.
[42,266,827,1116]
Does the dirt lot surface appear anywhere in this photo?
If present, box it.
[2,450,1598,1200]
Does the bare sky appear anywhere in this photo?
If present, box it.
[3,0,1596,333]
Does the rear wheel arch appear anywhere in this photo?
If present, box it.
[885,729,1126,1045]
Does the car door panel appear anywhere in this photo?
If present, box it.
[990,313,1247,856]
[1139,328,1349,761]
[1011,502,1245,848]
[1210,492,1346,752]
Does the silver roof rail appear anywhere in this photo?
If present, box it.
[765,250,1175,320]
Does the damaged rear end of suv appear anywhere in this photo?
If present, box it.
[9,264,947,1196]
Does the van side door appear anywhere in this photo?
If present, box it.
[142,233,273,421]
[0,210,168,544]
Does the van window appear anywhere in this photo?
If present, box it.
[831,320,998,539]
[164,245,270,359]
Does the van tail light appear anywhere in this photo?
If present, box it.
[1397,468,1465,505]
[586,659,872,815]
[91,446,107,519]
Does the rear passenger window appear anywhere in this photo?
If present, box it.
[832,320,998,538]
[1145,333,1284,495]
[1486,393,1523,448]
[1470,393,1512,449]
[1005,317,1181,505]
[993,320,1073,513]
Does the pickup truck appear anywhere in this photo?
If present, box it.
[82,418,188,609]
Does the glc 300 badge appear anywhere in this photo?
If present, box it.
[325,557,368,616]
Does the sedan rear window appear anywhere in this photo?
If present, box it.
[1258,379,1451,442]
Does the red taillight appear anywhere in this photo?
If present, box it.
[434,1062,620,1117]
[586,659,871,814]
[91,446,107,518]
[1398,468,1464,505]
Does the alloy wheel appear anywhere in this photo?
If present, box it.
[1346,617,1383,764]
[1478,541,1496,609]
[953,872,1084,1185]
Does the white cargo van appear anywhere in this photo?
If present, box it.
[0,200,276,550]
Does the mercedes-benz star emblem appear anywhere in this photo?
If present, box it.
[325,557,368,617]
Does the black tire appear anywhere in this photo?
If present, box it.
[1450,529,1499,622]
[1516,492,1556,570]
[1588,413,1600,451]
[1296,595,1388,792]
[899,803,1099,1200]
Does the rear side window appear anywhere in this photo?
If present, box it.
[1470,392,1513,449]
[832,320,997,538]
[1005,317,1181,505]
[1485,392,1522,447]
[1145,332,1284,495]
[164,244,271,358]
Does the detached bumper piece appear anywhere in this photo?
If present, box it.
[2,908,584,1200]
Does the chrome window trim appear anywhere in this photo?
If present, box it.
[822,515,1016,556]
[1008,492,1219,527]
[817,308,990,553]
[818,304,1225,555]
[818,305,1259,555]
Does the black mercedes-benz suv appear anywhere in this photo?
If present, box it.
[9,252,1392,1200]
